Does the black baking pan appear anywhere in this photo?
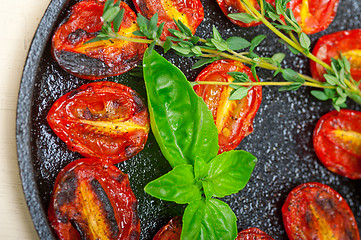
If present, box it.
[17,0,361,239]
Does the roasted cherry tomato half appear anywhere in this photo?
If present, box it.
[216,0,274,27]
[132,0,204,40]
[236,228,274,240]
[311,29,361,83]
[313,109,361,179]
[287,0,340,34]
[47,81,150,164]
[153,216,182,240]
[193,60,262,153]
[52,0,147,80]
[48,158,140,240]
[282,182,360,240]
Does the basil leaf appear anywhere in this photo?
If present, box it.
[144,165,201,204]
[202,150,257,199]
[181,199,237,240]
[143,50,219,167]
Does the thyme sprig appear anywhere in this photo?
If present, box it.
[89,0,361,108]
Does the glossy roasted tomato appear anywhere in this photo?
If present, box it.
[313,109,361,179]
[153,216,182,240]
[47,81,150,164]
[282,182,360,240]
[48,158,140,240]
[311,29,361,83]
[287,0,340,34]
[236,228,274,240]
[132,0,204,40]
[52,0,147,80]
[193,60,262,153]
[216,0,275,27]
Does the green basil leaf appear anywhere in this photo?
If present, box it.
[202,150,257,199]
[181,199,237,240]
[143,50,219,167]
[194,156,208,180]
[228,13,257,23]
[226,37,251,51]
[144,165,201,204]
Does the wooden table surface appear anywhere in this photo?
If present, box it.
[0,1,51,239]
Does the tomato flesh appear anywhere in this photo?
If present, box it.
[236,228,274,240]
[194,60,262,153]
[282,182,360,240]
[47,81,150,164]
[132,0,204,40]
[52,1,147,80]
[48,158,140,240]
[311,29,361,83]
[153,216,182,240]
[313,109,361,179]
[216,0,275,27]
[287,0,340,34]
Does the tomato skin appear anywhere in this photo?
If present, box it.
[132,0,204,40]
[282,182,360,240]
[216,0,275,27]
[311,29,361,83]
[153,216,182,240]
[48,158,140,240]
[193,60,262,153]
[313,109,361,179]
[236,227,274,240]
[47,81,150,164]
[287,0,340,34]
[52,0,147,80]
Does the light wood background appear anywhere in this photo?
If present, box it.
[0,1,51,239]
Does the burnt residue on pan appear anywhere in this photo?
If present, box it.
[17,0,361,239]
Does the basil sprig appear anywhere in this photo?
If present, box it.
[143,50,257,240]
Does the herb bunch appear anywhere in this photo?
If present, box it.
[93,0,361,109]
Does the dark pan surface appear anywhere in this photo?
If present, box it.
[17,0,361,239]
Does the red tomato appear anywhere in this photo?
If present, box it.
[52,0,147,80]
[282,182,360,240]
[311,29,361,84]
[287,0,340,34]
[236,228,274,240]
[48,158,140,240]
[132,0,204,40]
[216,0,275,27]
[193,60,262,153]
[153,216,182,240]
[313,109,361,179]
[47,81,150,164]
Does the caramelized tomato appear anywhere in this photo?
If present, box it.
[47,81,150,164]
[313,109,361,179]
[287,0,340,34]
[132,0,204,40]
[311,29,361,83]
[52,0,147,80]
[153,216,182,240]
[216,0,275,27]
[282,182,360,240]
[236,228,274,240]
[48,158,140,240]
[194,60,262,153]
